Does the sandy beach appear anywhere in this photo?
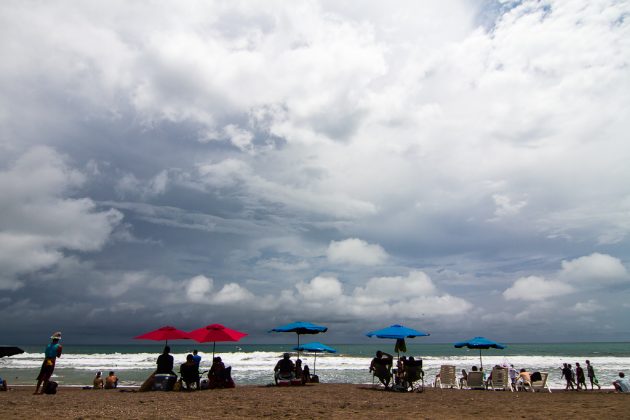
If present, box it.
[1,384,628,419]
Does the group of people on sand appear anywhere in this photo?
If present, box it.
[273,352,312,385]
[369,351,423,390]
[560,360,602,391]
[91,371,119,389]
[140,346,235,391]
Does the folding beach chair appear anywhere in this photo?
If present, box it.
[488,367,512,392]
[531,372,552,393]
[404,359,424,392]
[435,365,457,389]
[465,371,485,390]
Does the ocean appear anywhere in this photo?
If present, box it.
[1,342,628,389]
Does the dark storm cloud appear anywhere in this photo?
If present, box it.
[1,0,629,343]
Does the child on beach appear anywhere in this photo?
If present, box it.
[585,360,600,390]
[93,371,104,389]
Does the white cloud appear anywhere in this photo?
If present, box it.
[558,253,629,285]
[0,147,122,290]
[572,299,603,313]
[503,253,629,302]
[353,271,436,301]
[503,275,574,301]
[296,276,343,301]
[186,275,213,303]
[212,283,255,304]
[326,238,388,265]
[491,193,527,218]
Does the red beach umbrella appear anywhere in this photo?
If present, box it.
[187,324,247,358]
[134,325,191,345]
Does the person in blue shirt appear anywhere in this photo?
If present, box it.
[34,331,63,394]
[192,349,202,389]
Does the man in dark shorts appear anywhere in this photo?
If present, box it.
[35,331,63,394]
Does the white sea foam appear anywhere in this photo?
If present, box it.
[2,351,626,388]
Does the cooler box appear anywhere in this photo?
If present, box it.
[153,374,177,391]
[291,378,303,386]
[278,379,291,387]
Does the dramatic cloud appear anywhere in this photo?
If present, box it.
[1,0,629,342]
[0,147,122,290]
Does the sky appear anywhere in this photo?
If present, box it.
[1,0,629,344]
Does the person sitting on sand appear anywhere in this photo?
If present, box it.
[274,353,295,384]
[613,372,630,393]
[180,354,199,391]
[93,371,104,389]
[156,346,175,375]
[369,351,393,389]
[302,364,311,384]
[295,359,303,381]
[105,371,118,389]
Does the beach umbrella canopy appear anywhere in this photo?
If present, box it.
[292,341,336,376]
[269,321,328,358]
[0,346,24,358]
[134,326,191,345]
[366,324,430,360]
[454,336,506,370]
[188,323,247,358]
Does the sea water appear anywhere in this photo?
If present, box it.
[1,343,628,389]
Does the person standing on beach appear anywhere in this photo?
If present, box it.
[575,363,586,390]
[34,331,63,395]
[585,360,601,390]
[561,363,575,390]
[192,349,202,389]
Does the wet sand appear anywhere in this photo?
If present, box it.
[1,384,628,419]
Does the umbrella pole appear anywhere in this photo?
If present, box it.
[297,334,300,361]
[213,342,216,359]
[479,349,483,371]
[313,353,317,375]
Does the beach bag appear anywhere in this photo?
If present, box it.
[44,381,58,394]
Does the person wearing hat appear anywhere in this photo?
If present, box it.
[274,353,295,385]
[34,332,63,394]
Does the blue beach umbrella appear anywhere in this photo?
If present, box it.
[293,341,337,375]
[366,324,430,360]
[454,336,506,370]
[270,321,328,359]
